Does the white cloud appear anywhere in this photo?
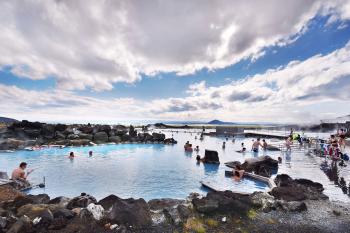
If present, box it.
[3,41,350,124]
[1,0,350,90]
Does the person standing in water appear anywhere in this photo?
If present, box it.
[262,139,268,150]
[89,151,93,157]
[251,138,261,153]
[286,137,293,151]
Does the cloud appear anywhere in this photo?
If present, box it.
[1,0,350,90]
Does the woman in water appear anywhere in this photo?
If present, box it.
[69,152,75,159]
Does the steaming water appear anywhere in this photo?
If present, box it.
[0,130,349,202]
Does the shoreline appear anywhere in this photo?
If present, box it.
[1,174,350,233]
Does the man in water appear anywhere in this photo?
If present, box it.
[262,139,268,150]
[11,162,32,181]
[252,138,261,152]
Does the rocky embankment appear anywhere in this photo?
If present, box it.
[0,174,349,233]
[0,120,177,150]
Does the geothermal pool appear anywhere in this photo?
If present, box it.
[0,130,349,201]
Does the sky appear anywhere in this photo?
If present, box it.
[1,0,350,124]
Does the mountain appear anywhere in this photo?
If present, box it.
[207,119,236,125]
[0,116,18,124]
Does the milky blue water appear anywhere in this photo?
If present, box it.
[0,129,349,202]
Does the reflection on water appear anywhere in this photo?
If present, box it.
[0,129,349,202]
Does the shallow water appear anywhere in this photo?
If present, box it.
[0,129,349,202]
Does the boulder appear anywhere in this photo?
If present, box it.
[52,208,75,219]
[109,136,121,143]
[48,196,71,208]
[69,139,91,146]
[106,197,152,227]
[270,174,328,201]
[78,133,93,140]
[17,204,54,223]
[66,193,97,209]
[54,124,67,132]
[226,156,278,177]
[23,129,41,138]
[10,120,43,130]
[203,150,220,164]
[93,132,108,143]
[148,198,189,224]
[0,139,26,150]
[78,126,93,134]
[97,195,121,210]
[67,134,79,140]
[121,134,131,142]
[192,191,252,215]
[164,138,177,144]
[276,200,307,212]
[26,194,50,204]
[152,133,165,141]
[0,185,23,203]
[42,124,55,139]
[86,203,104,221]
[129,125,137,137]
[54,131,66,140]
[250,192,276,212]
[242,156,278,171]
[7,215,32,233]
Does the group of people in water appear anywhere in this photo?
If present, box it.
[68,150,93,159]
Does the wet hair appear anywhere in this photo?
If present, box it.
[234,171,240,177]
[241,143,244,146]
[19,162,27,168]
[257,138,260,141]
[331,135,335,138]
[69,152,74,156]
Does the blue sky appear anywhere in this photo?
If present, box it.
[1,1,350,123]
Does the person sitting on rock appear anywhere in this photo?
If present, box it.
[11,162,33,181]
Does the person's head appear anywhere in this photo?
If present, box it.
[257,138,260,141]
[241,142,244,146]
[69,152,74,157]
[235,165,242,170]
[278,157,282,163]
[234,171,240,177]
[196,146,199,148]
[242,147,246,151]
[89,151,93,156]
[262,139,265,142]
[186,141,189,144]
[19,162,27,169]
[331,135,335,138]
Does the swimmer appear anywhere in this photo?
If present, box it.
[89,151,93,157]
[222,141,226,149]
[278,156,282,163]
[252,138,261,152]
[69,152,75,159]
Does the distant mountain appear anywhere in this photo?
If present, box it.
[0,116,18,124]
[207,119,236,125]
